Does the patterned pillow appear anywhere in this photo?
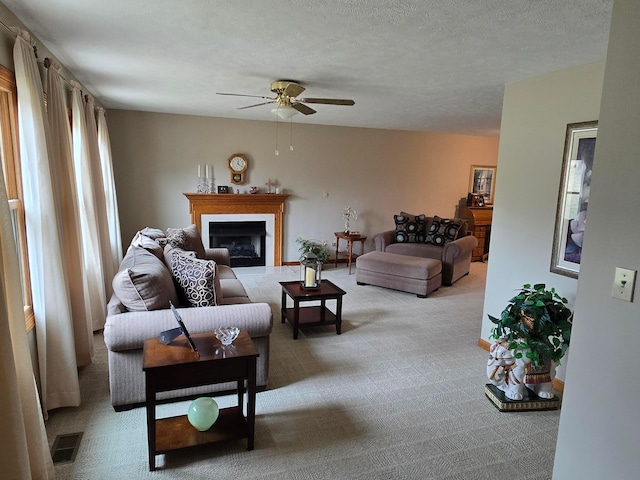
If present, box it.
[161,228,191,250]
[425,216,464,246]
[169,251,218,307]
[394,213,426,243]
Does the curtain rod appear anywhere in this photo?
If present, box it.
[0,17,104,110]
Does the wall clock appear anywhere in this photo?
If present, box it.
[227,153,248,185]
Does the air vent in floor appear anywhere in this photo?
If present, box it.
[51,432,83,463]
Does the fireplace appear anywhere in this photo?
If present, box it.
[184,193,289,267]
[209,221,266,267]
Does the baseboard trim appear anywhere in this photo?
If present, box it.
[477,338,564,393]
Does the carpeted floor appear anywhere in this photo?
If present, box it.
[46,262,560,479]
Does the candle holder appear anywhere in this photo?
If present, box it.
[300,252,321,289]
[197,177,213,193]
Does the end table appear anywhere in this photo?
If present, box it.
[143,331,258,471]
[334,231,367,274]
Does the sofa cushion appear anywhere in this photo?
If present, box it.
[112,246,178,311]
[386,242,445,259]
[394,213,426,243]
[425,216,464,246]
[130,230,164,259]
[168,248,221,307]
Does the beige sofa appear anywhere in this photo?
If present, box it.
[103,225,273,411]
[372,215,478,285]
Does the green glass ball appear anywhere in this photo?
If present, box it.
[187,397,219,431]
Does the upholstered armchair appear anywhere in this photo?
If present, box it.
[373,215,478,285]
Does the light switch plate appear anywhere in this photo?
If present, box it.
[611,267,636,302]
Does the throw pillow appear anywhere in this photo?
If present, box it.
[163,228,191,251]
[181,224,207,259]
[112,246,178,311]
[169,249,219,307]
[130,230,164,259]
[394,213,426,243]
[425,216,464,246]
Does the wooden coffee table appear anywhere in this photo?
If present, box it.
[143,331,259,471]
[280,279,346,339]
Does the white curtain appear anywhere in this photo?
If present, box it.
[0,162,53,480]
[70,82,107,331]
[97,107,123,276]
[85,96,115,297]
[46,61,93,367]
[12,30,80,412]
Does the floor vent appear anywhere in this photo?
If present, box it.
[51,432,83,463]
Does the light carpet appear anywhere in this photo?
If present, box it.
[46,262,560,479]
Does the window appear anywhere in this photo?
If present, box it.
[0,64,34,332]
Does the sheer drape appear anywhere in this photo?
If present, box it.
[97,107,123,275]
[46,61,93,367]
[12,29,80,412]
[70,83,107,331]
[84,95,114,297]
[0,164,53,480]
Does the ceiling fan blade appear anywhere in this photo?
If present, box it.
[238,100,277,110]
[299,98,355,106]
[217,92,275,100]
[291,102,316,115]
[282,82,305,98]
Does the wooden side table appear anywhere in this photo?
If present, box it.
[334,231,367,274]
[280,279,346,339]
[143,331,259,471]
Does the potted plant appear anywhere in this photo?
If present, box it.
[489,283,573,367]
[295,237,330,264]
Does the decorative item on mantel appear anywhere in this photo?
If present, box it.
[485,283,573,412]
[342,206,357,234]
[265,178,275,194]
[300,251,321,289]
[197,164,213,193]
[249,186,259,194]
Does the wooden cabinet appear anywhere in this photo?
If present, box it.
[459,206,493,262]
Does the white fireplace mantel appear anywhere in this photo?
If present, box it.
[184,193,289,266]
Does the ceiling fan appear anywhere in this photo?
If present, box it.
[217,80,355,118]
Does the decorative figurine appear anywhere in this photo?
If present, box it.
[342,206,357,234]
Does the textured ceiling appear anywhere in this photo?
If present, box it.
[3,0,613,136]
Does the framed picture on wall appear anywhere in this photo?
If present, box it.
[468,165,496,205]
[550,120,598,279]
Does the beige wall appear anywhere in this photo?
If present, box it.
[553,1,640,478]
[480,60,606,384]
[107,110,498,262]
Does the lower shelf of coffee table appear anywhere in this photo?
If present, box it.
[283,306,337,328]
[155,406,247,453]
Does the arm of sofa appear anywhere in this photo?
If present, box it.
[442,234,478,262]
[373,230,395,251]
[205,247,230,266]
[103,302,273,352]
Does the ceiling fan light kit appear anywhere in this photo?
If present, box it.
[272,105,298,119]
[217,80,355,119]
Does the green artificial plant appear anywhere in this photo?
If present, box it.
[295,237,330,263]
[489,283,573,366]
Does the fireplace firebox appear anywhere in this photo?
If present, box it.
[209,221,266,267]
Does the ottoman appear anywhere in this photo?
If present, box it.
[355,251,442,298]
